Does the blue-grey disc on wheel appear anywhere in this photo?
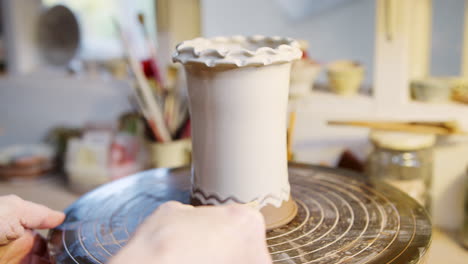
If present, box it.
[48,164,431,264]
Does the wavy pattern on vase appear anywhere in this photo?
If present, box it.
[191,185,291,208]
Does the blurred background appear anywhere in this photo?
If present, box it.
[0,0,468,262]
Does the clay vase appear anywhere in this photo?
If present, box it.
[173,36,302,229]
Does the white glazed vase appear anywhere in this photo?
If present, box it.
[173,36,302,224]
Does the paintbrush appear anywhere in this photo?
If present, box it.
[164,93,176,133]
[173,105,189,139]
[114,20,171,142]
[137,13,164,88]
[287,111,297,161]
[131,87,163,141]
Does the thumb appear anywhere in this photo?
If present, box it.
[17,199,65,230]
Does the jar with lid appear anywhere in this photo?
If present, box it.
[366,130,436,211]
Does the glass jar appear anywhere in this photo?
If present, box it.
[366,130,435,211]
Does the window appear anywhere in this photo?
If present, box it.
[43,0,157,60]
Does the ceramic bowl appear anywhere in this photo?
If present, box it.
[410,78,452,103]
[450,78,468,104]
[327,60,364,96]
[289,59,321,98]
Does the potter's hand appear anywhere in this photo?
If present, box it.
[110,201,272,264]
[0,195,65,264]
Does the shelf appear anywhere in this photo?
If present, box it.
[289,90,375,116]
[408,100,468,114]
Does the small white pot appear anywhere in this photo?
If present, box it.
[411,78,452,103]
[327,60,364,96]
[290,60,321,98]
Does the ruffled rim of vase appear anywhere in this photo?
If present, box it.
[172,35,303,67]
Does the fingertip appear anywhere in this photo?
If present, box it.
[19,199,66,229]
[41,210,65,229]
[33,209,65,230]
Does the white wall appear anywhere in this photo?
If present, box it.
[202,0,467,83]
[201,0,376,87]
[0,74,133,147]
[431,0,465,76]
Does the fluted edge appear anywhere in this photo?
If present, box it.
[173,35,302,67]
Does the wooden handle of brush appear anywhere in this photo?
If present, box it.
[327,120,467,135]
[287,112,297,161]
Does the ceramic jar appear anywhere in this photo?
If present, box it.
[290,59,321,98]
[410,78,452,103]
[173,36,302,228]
[327,60,364,96]
[148,139,191,169]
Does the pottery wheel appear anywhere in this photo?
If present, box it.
[48,164,431,264]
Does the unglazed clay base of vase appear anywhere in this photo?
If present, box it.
[191,194,298,230]
[48,165,432,264]
[260,196,297,230]
[173,36,302,221]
